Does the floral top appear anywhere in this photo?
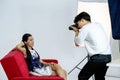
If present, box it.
[26,49,44,71]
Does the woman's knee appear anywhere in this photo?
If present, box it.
[63,69,67,74]
[53,64,62,70]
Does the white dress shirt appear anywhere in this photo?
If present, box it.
[74,22,111,56]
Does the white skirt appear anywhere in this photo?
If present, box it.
[29,66,52,76]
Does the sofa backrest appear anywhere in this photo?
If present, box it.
[1,49,29,80]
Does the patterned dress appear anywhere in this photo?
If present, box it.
[26,49,52,76]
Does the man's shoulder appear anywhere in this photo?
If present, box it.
[90,22,102,26]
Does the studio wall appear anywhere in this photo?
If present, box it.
[0,0,87,80]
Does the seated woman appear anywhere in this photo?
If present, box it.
[16,33,67,80]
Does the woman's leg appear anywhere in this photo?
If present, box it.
[51,70,57,76]
[51,64,67,80]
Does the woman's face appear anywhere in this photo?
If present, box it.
[25,36,34,48]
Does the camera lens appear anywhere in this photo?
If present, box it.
[69,26,73,30]
[68,24,78,30]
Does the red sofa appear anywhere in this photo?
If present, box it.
[1,49,64,80]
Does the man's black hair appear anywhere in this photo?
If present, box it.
[74,12,91,23]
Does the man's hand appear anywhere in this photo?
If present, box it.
[70,26,80,47]
[75,42,79,47]
[70,26,79,37]
[70,26,79,32]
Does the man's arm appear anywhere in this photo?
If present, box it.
[74,30,80,47]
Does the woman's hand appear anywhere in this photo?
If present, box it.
[16,42,25,48]
[45,62,55,67]
[49,62,55,66]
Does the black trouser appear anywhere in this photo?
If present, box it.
[78,54,111,80]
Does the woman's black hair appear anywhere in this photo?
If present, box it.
[22,33,40,71]
[74,12,91,23]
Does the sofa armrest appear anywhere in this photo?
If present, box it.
[42,59,58,64]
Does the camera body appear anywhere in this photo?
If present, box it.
[69,24,78,30]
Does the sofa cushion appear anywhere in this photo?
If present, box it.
[1,49,29,80]
[12,76,64,80]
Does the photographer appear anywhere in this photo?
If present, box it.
[69,12,111,80]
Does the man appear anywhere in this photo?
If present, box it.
[70,12,111,80]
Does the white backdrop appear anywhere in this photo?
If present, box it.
[0,0,88,80]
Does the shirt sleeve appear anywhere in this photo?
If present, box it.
[74,28,88,47]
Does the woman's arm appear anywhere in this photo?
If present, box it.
[40,59,50,66]
[16,42,26,56]
[40,59,54,66]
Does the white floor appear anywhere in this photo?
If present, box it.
[67,65,120,80]
[106,76,120,80]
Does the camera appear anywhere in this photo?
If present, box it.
[69,24,78,30]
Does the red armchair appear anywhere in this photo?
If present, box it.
[1,49,64,80]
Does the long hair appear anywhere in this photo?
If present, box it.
[22,33,40,70]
